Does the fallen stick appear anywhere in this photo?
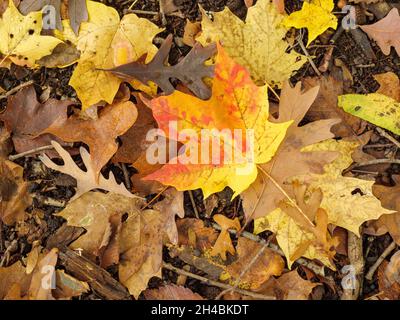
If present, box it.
[163,262,275,300]
[365,241,397,281]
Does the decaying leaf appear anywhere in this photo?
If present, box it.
[360,8,400,56]
[109,34,216,100]
[211,214,240,260]
[369,176,400,245]
[177,218,218,252]
[57,192,142,259]
[144,44,291,199]
[223,237,285,289]
[39,141,136,200]
[260,269,319,300]
[0,159,31,225]
[374,72,400,102]
[43,96,138,181]
[53,269,90,299]
[144,284,204,300]
[0,85,73,154]
[197,0,306,87]
[0,0,62,67]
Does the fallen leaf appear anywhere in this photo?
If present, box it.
[0,159,31,225]
[112,94,157,164]
[302,76,365,137]
[43,95,138,181]
[338,93,400,135]
[242,81,340,221]
[56,192,142,259]
[260,269,319,300]
[360,8,400,56]
[296,139,395,235]
[28,248,58,300]
[183,20,201,47]
[109,34,216,100]
[52,269,90,299]
[144,284,204,300]
[370,176,400,245]
[374,72,400,102]
[67,0,162,110]
[177,218,218,252]
[0,85,73,154]
[144,44,292,199]
[211,214,240,260]
[0,261,29,299]
[0,0,19,16]
[283,0,338,46]
[0,0,62,67]
[197,0,306,87]
[223,237,285,289]
[39,141,136,200]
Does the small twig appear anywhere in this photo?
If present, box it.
[158,0,167,26]
[120,163,131,190]
[352,159,400,168]
[297,36,322,77]
[365,241,397,281]
[127,0,139,10]
[211,222,326,278]
[188,190,200,219]
[163,262,275,300]
[376,128,400,149]
[33,194,66,208]
[142,186,169,209]
[0,80,35,101]
[8,144,56,161]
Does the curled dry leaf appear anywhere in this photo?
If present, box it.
[0,159,31,225]
[43,97,138,181]
[223,237,285,290]
[0,85,73,154]
[211,214,240,261]
[109,34,216,100]
[39,141,136,200]
[144,284,204,300]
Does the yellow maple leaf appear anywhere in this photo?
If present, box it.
[255,208,336,269]
[67,1,162,110]
[283,0,338,46]
[299,139,395,235]
[144,45,292,198]
[0,0,62,67]
[196,0,306,87]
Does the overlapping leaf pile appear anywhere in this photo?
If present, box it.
[1,0,400,301]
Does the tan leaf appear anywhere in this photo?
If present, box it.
[211,214,240,260]
[0,160,31,225]
[374,72,400,102]
[53,270,89,299]
[224,237,285,289]
[39,141,137,201]
[144,284,204,300]
[360,8,400,56]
